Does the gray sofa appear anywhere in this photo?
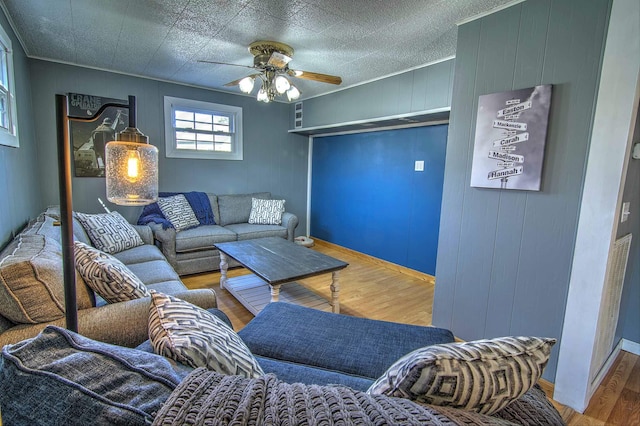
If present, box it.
[0,208,217,348]
[147,192,298,275]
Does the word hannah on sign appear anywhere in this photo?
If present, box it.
[488,166,523,180]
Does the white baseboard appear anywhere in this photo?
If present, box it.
[622,339,640,355]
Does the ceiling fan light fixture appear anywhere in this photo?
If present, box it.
[238,76,255,93]
[286,85,301,101]
[274,75,291,94]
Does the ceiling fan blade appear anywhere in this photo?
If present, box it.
[198,59,255,70]
[224,73,261,87]
[288,69,342,85]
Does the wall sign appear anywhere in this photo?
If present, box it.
[470,85,552,191]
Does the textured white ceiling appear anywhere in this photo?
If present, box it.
[0,0,515,101]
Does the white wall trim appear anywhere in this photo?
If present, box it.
[554,0,640,413]
[306,137,313,237]
[622,339,640,356]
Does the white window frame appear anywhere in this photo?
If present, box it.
[0,23,18,148]
[164,96,243,160]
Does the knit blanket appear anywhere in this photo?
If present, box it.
[138,192,215,229]
[153,369,516,426]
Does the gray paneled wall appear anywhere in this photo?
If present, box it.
[27,60,309,229]
[433,0,611,382]
[296,59,454,129]
[0,11,41,248]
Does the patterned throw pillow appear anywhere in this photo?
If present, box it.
[74,211,144,254]
[248,198,285,225]
[74,241,150,303]
[367,336,556,415]
[156,195,200,232]
[148,292,264,378]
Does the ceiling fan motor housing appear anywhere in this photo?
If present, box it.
[249,41,294,68]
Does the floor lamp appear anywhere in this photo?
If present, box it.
[55,94,158,332]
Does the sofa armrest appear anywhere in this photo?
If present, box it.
[0,289,217,349]
[281,212,299,241]
[149,223,178,267]
[132,224,154,245]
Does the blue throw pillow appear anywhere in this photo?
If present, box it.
[0,326,189,425]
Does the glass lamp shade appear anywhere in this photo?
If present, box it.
[238,76,255,93]
[105,128,158,205]
[286,85,301,101]
[274,75,291,94]
[257,88,270,103]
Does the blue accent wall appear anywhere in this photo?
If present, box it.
[311,125,447,275]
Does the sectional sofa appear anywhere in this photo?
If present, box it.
[142,192,298,275]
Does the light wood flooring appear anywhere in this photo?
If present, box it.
[182,239,640,426]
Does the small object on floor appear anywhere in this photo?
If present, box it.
[294,236,314,247]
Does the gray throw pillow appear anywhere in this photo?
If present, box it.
[75,211,144,254]
[367,336,556,415]
[156,194,200,232]
[248,198,285,225]
[148,292,265,378]
[74,241,150,303]
[0,326,186,426]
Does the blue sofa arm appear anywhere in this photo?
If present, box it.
[281,212,299,241]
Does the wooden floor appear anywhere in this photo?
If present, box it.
[182,239,640,426]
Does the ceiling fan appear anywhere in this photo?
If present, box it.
[199,40,342,103]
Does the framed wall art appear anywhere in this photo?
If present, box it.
[68,93,128,177]
[470,84,552,191]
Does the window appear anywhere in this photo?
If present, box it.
[164,96,242,160]
[0,23,18,147]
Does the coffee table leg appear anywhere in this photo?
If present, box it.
[330,271,340,314]
[270,284,281,303]
[219,252,228,290]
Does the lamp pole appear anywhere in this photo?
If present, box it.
[55,94,146,332]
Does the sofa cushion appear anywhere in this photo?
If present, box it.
[248,198,285,225]
[75,211,144,254]
[217,192,270,226]
[148,292,264,378]
[0,234,66,324]
[367,336,556,416]
[224,223,287,241]
[126,260,181,285]
[156,194,200,232]
[0,326,186,426]
[74,241,150,303]
[238,302,455,380]
[112,244,167,265]
[174,225,237,252]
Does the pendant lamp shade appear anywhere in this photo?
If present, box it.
[106,126,158,205]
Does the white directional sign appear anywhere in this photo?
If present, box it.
[488,166,523,180]
[488,151,524,163]
[497,100,532,117]
[492,132,529,147]
[493,120,528,131]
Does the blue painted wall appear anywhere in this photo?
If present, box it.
[0,11,42,248]
[311,125,447,275]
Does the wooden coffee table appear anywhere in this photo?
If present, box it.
[216,237,348,315]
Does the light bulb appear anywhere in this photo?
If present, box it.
[126,149,141,182]
[238,76,255,93]
[287,85,301,101]
[274,75,290,94]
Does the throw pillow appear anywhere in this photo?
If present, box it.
[0,234,66,323]
[156,194,200,232]
[248,198,285,225]
[0,326,186,426]
[148,292,265,378]
[74,241,150,303]
[367,336,556,415]
[74,211,144,254]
